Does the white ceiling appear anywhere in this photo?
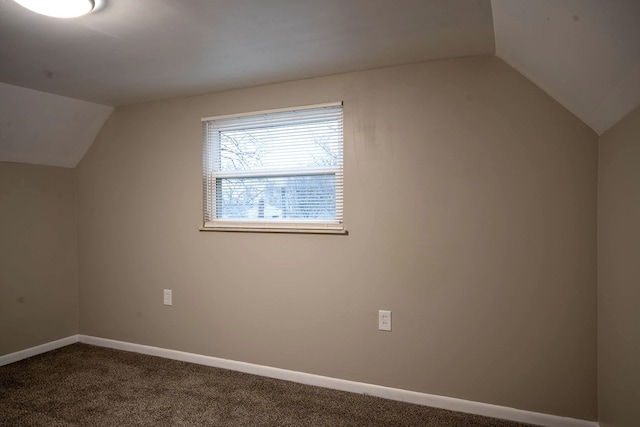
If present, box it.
[0,0,494,106]
[0,0,638,167]
[492,0,640,135]
[0,82,113,168]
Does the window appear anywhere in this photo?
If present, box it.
[202,102,345,234]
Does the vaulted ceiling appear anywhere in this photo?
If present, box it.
[493,0,640,135]
[0,0,638,167]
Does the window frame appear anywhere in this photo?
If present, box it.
[201,102,346,235]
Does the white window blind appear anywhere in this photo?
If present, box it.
[202,102,344,232]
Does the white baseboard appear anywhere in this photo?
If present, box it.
[0,335,79,367]
[77,335,598,427]
[1,335,599,427]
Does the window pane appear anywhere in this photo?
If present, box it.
[216,175,337,220]
[219,119,342,172]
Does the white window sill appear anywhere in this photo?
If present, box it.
[199,226,348,235]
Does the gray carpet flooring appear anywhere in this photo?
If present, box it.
[0,344,539,426]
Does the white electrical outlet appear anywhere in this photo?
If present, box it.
[378,310,391,331]
[163,289,172,306]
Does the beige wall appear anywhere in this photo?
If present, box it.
[0,162,78,355]
[76,56,598,420]
[598,104,640,427]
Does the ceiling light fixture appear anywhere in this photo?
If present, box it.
[14,0,95,18]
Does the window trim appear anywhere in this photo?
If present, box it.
[200,101,342,122]
[201,102,346,235]
[198,225,348,235]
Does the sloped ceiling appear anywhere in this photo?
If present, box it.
[492,0,640,134]
[0,83,113,168]
[0,0,639,168]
